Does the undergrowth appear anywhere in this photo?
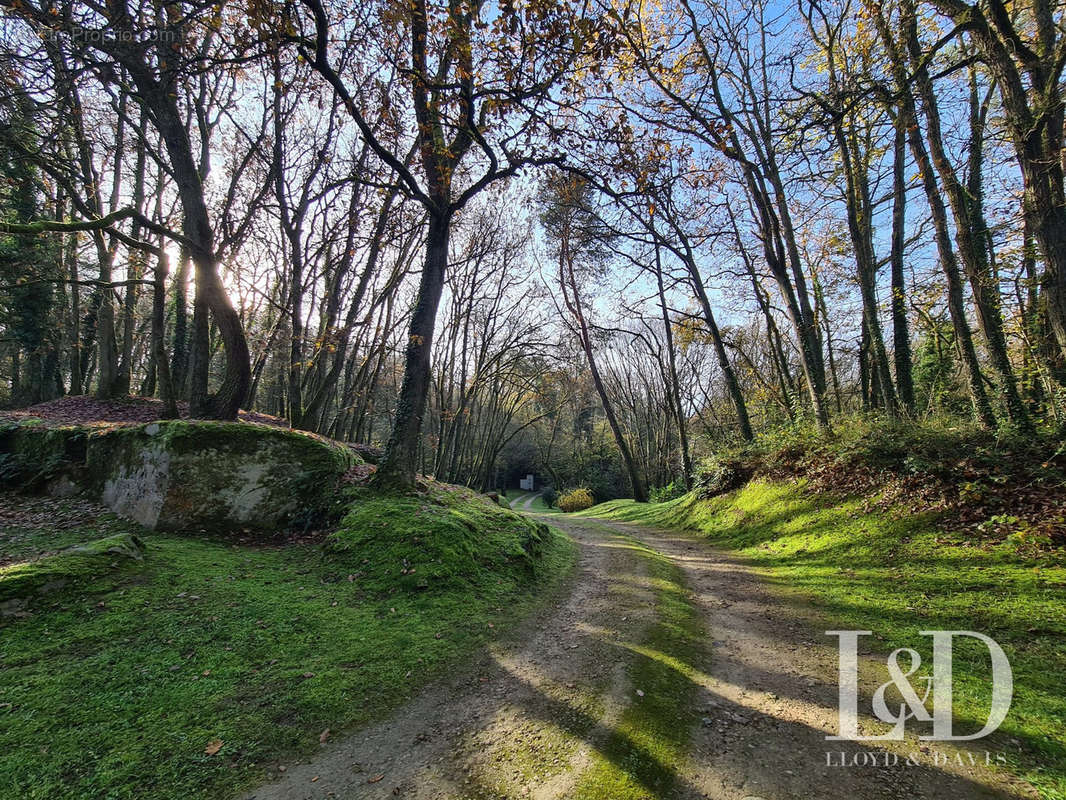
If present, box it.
[698,414,1066,545]
[0,487,574,800]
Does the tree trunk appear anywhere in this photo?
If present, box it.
[678,219,755,439]
[890,113,915,411]
[373,212,451,489]
[126,65,250,419]
[169,247,190,395]
[152,248,179,418]
[556,219,648,503]
[900,8,1030,430]
[868,2,995,428]
[655,253,693,488]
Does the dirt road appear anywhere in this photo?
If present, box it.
[508,492,543,511]
[244,515,1036,800]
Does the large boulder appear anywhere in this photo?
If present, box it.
[87,421,355,532]
[0,421,87,490]
[2,420,356,534]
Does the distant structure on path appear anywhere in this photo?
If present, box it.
[519,474,535,491]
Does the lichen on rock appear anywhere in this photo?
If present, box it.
[86,421,357,533]
[3,419,358,535]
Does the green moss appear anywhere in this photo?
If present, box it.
[86,420,354,481]
[82,421,357,532]
[0,487,575,800]
[0,422,87,488]
[328,481,555,594]
[581,480,1066,797]
[0,532,144,603]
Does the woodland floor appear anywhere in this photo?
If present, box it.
[0,395,288,428]
[244,513,1039,800]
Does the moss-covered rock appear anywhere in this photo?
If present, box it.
[2,419,357,534]
[0,421,87,490]
[0,532,145,605]
[327,480,555,595]
[85,421,355,533]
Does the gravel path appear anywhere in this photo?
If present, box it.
[244,515,1036,800]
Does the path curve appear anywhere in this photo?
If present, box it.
[244,515,1036,800]
[508,491,542,511]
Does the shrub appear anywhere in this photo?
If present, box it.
[558,487,595,512]
[692,456,748,499]
[649,480,687,503]
[541,486,558,508]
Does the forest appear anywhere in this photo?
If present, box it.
[1,1,1065,798]
[1,0,1063,500]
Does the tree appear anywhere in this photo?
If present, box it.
[614,0,831,428]
[923,0,1066,367]
[0,95,61,404]
[0,0,258,418]
[295,0,602,488]
[542,173,649,503]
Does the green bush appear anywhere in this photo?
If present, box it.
[541,486,558,508]
[692,456,748,499]
[649,480,687,503]
[558,487,595,512]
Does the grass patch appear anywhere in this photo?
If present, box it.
[0,487,575,800]
[573,534,705,799]
[528,494,561,514]
[579,481,1066,798]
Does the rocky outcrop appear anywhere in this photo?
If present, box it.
[1,420,356,534]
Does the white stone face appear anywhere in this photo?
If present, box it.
[101,444,171,528]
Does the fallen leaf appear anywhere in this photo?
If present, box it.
[368,774,385,783]
[319,728,331,743]
[205,739,223,755]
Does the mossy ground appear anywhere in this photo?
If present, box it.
[579,480,1066,798]
[329,481,557,593]
[571,535,705,799]
[0,532,144,602]
[0,486,574,800]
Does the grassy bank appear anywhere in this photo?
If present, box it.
[0,486,575,800]
[578,481,1066,798]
